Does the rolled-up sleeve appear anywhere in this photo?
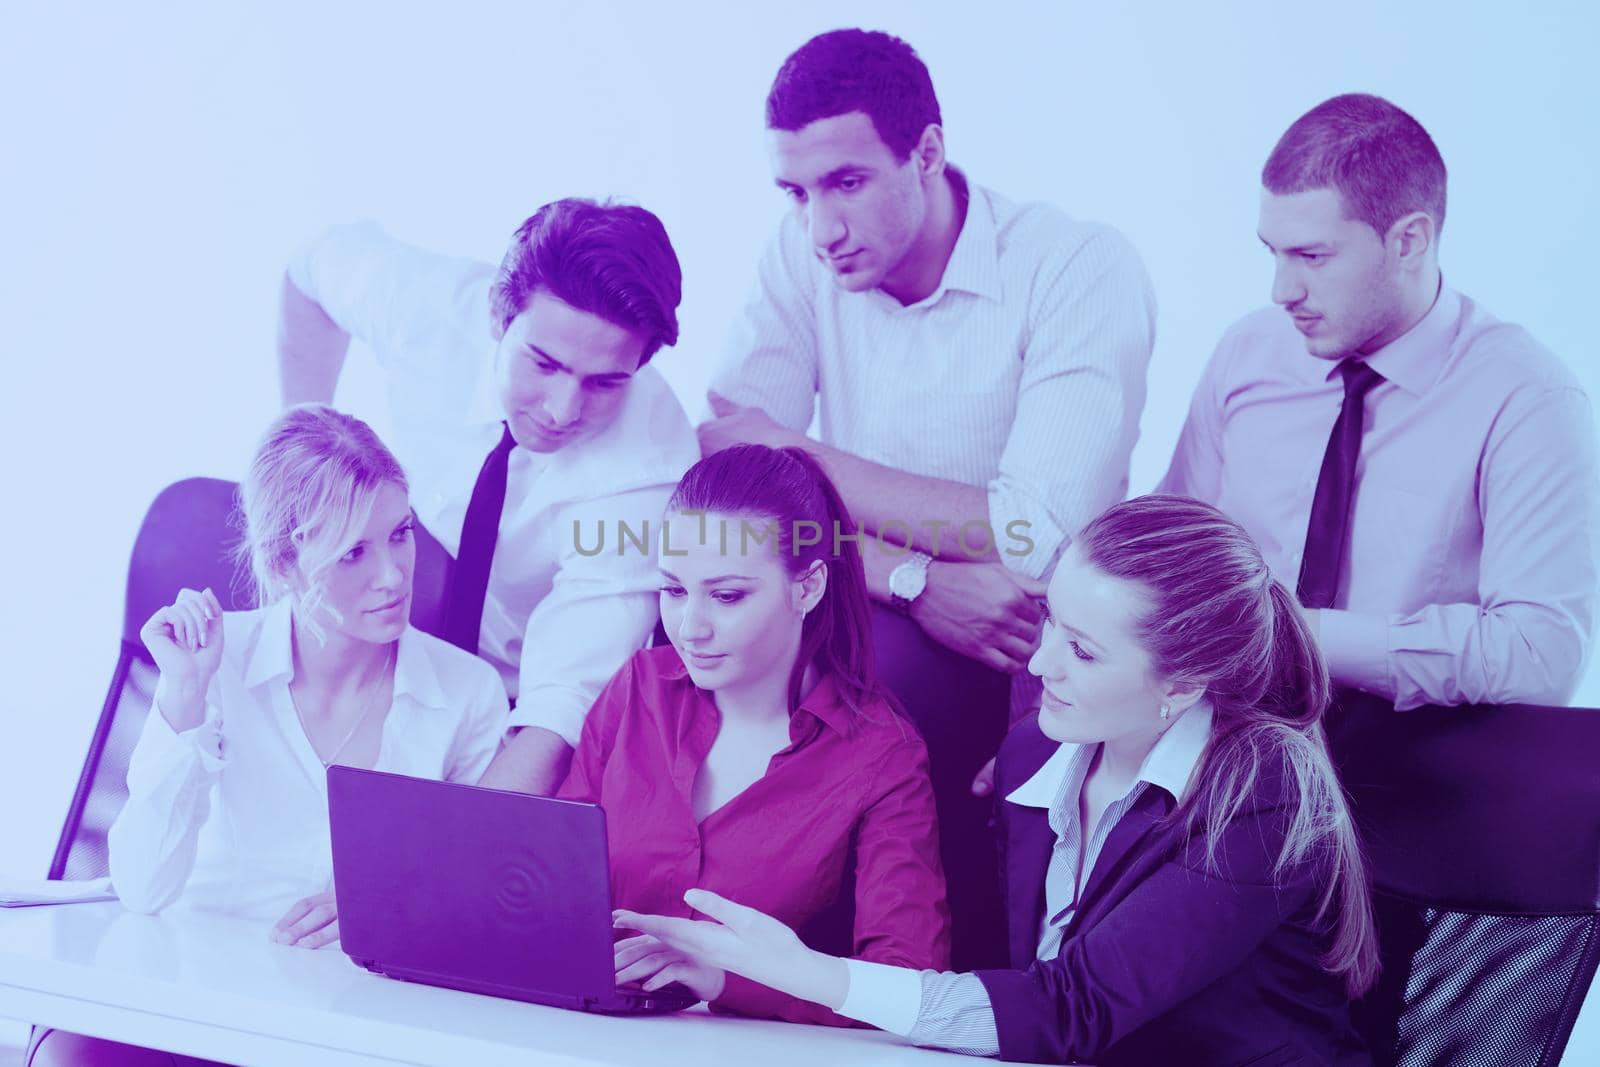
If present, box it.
[1323,384,1599,708]
[991,227,1155,579]
[287,221,493,384]
[709,216,820,432]
[507,485,674,746]
[107,695,227,914]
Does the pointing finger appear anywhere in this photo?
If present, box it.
[682,888,752,926]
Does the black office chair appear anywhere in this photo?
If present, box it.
[1327,690,1600,1067]
[48,477,456,880]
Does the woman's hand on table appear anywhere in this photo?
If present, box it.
[271,890,339,949]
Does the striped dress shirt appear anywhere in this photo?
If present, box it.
[711,168,1156,581]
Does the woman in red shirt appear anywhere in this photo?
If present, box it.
[562,443,950,1024]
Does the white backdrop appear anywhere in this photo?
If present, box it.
[2,0,1597,875]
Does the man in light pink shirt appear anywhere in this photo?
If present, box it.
[1161,93,1598,709]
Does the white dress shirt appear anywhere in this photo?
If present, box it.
[289,223,700,742]
[107,599,508,923]
[711,168,1155,580]
[838,705,1214,1056]
[1160,285,1598,708]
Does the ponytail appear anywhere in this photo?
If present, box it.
[1184,583,1377,996]
[1263,582,1330,727]
[1077,495,1379,996]
[777,448,882,717]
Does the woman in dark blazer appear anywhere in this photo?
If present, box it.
[616,495,1379,1066]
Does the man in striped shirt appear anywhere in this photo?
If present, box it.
[704,28,1156,969]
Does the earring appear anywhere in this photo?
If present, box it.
[1159,703,1171,721]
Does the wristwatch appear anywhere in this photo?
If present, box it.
[888,551,933,614]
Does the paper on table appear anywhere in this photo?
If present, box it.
[0,877,118,907]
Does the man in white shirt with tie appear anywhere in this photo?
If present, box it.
[703,29,1156,968]
[1160,94,1598,709]
[278,198,700,793]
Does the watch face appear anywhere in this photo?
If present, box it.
[889,568,910,598]
[890,559,926,600]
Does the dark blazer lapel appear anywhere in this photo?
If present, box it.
[1064,789,1175,938]
[1005,804,1053,967]
[994,717,1062,968]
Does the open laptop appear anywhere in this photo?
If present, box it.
[327,765,696,1015]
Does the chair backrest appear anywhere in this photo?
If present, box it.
[49,477,456,880]
[1326,690,1600,1067]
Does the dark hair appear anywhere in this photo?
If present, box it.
[488,198,682,364]
[1263,93,1447,237]
[666,444,882,718]
[765,29,942,159]
[1076,495,1378,996]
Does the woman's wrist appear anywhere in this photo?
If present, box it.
[789,947,851,1010]
[153,678,207,732]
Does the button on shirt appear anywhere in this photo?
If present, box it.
[1160,287,1599,709]
[108,599,509,923]
[837,704,1214,1057]
[711,169,1155,580]
[557,645,951,1026]
[289,223,700,742]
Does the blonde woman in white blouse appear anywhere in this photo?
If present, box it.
[31,405,509,1067]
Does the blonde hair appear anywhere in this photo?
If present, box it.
[234,405,408,641]
[1076,495,1379,996]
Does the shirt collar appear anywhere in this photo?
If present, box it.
[241,597,450,710]
[1007,701,1216,809]
[658,648,855,737]
[1330,277,1460,397]
[794,671,853,736]
[391,628,451,710]
[915,167,1004,306]
[243,597,296,689]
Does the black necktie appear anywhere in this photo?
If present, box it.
[1297,360,1385,610]
[442,422,516,654]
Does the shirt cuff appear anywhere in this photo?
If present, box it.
[839,958,923,1036]
[987,485,1068,582]
[284,236,320,298]
[144,698,226,773]
[1317,608,1393,698]
[505,685,590,748]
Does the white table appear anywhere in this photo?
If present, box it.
[0,903,985,1066]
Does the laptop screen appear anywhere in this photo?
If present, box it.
[329,766,616,1001]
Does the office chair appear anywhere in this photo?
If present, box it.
[1327,690,1600,1067]
[48,477,456,880]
